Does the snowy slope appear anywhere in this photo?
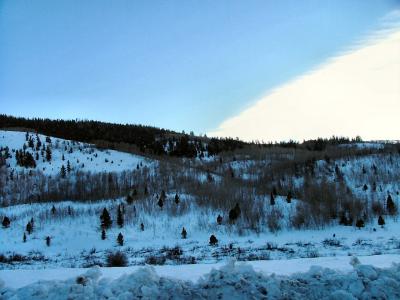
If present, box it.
[0,130,154,175]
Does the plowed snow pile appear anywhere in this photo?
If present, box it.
[1,261,399,299]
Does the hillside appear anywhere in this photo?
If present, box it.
[0,129,399,271]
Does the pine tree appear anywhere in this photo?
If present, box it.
[117,233,124,246]
[46,236,51,247]
[60,165,66,178]
[62,154,65,161]
[157,197,164,209]
[2,216,10,228]
[117,205,124,228]
[51,205,56,215]
[174,193,180,204]
[101,229,106,240]
[363,184,368,191]
[126,194,133,204]
[140,223,144,231]
[209,234,218,246]
[23,232,27,243]
[387,194,396,215]
[26,222,33,234]
[67,160,71,173]
[286,191,292,203]
[68,206,72,216]
[356,219,364,229]
[181,227,187,239]
[229,203,241,222]
[378,215,385,227]
[217,214,223,225]
[46,146,52,162]
[270,192,275,205]
[100,208,112,229]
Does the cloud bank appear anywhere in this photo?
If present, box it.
[209,27,400,142]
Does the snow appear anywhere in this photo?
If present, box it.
[1,257,400,299]
[0,130,154,175]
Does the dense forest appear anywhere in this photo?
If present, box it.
[0,115,366,159]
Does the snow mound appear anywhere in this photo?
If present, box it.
[2,261,400,299]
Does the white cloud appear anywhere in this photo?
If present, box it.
[209,28,400,142]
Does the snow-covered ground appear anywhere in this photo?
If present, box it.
[1,256,400,299]
[0,198,399,268]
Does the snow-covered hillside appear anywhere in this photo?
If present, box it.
[1,129,400,299]
[0,130,154,175]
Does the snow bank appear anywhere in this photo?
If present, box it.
[1,260,399,299]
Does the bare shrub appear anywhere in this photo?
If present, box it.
[106,251,128,267]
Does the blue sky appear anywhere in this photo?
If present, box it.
[0,0,399,135]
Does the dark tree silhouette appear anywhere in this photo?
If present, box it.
[101,229,106,240]
[46,236,51,247]
[286,191,292,204]
[117,205,124,228]
[209,235,218,246]
[378,215,385,227]
[270,192,275,205]
[174,193,180,204]
[140,223,144,231]
[181,227,187,239]
[2,216,10,228]
[217,214,223,225]
[229,203,241,222]
[117,233,124,246]
[387,194,396,215]
[26,221,33,234]
[356,219,364,229]
[100,208,112,229]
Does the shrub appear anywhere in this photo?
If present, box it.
[106,251,128,267]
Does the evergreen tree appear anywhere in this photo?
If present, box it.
[174,193,180,204]
[60,165,66,178]
[23,232,27,243]
[181,227,187,239]
[51,205,56,215]
[229,203,241,222]
[209,234,218,245]
[272,186,278,196]
[140,223,144,231]
[66,160,71,173]
[100,208,112,229]
[62,154,65,161]
[26,221,33,234]
[126,194,133,204]
[2,216,10,228]
[117,205,124,228]
[270,192,275,205]
[46,146,52,162]
[117,233,124,246]
[387,194,396,215]
[46,236,51,247]
[217,214,223,225]
[286,191,292,204]
[356,219,364,229]
[157,197,164,209]
[378,215,385,227]
[68,206,72,216]
[101,229,106,240]
[363,184,368,191]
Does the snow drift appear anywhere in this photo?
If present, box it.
[1,260,399,299]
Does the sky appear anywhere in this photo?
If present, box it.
[0,0,399,140]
